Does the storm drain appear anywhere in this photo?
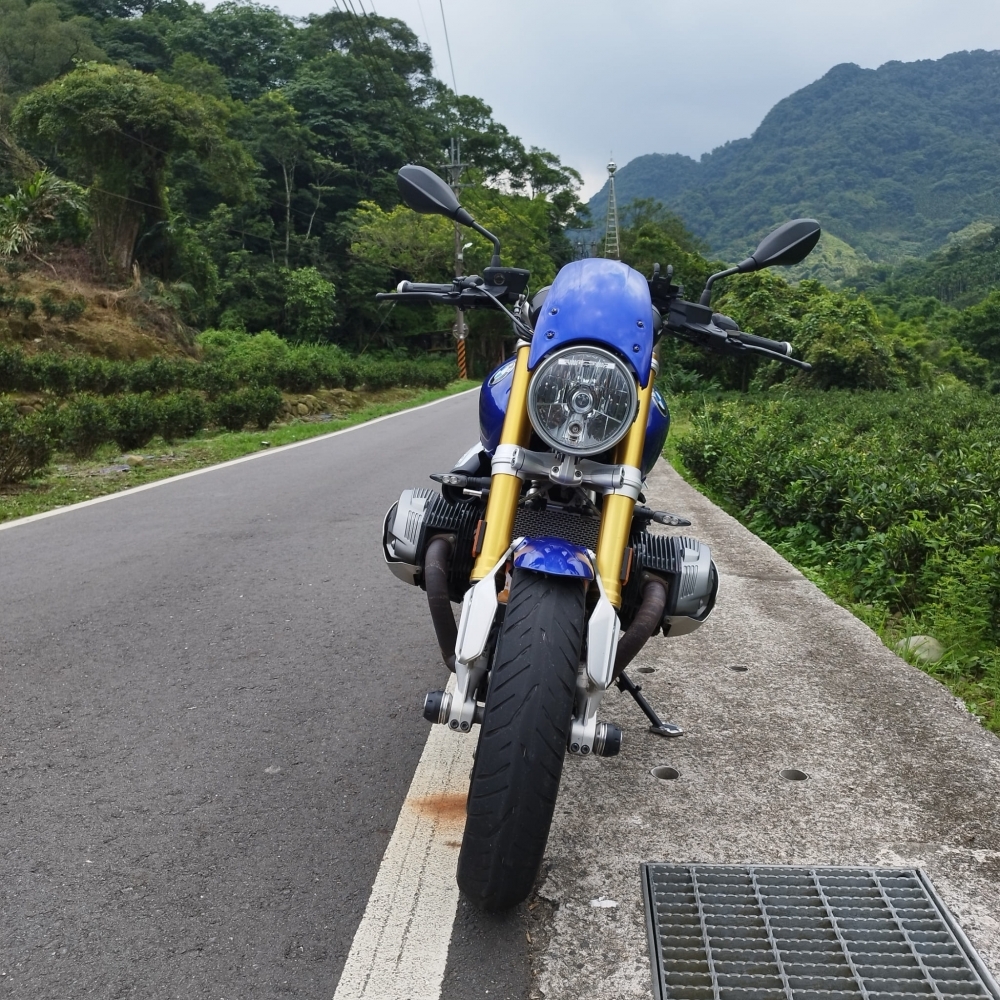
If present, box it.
[642,865,1000,1000]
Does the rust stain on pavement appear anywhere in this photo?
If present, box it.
[409,791,467,827]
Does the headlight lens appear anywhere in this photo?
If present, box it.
[527,346,638,456]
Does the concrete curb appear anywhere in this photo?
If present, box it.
[531,460,1000,999]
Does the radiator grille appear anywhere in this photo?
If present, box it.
[642,865,1000,1000]
[513,506,601,551]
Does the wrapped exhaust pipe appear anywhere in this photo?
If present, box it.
[424,535,457,671]
[613,573,668,680]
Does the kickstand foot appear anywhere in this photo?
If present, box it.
[616,672,684,738]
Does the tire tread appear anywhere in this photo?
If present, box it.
[457,569,585,911]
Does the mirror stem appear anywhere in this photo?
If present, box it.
[699,265,740,306]
[472,221,502,267]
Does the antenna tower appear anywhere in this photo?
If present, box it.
[603,156,620,259]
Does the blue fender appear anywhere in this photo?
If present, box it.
[512,536,594,580]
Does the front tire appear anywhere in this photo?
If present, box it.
[457,568,586,911]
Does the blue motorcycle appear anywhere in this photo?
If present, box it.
[381,164,820,910]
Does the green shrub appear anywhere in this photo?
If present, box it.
[0,340,454,402]
[59,394,114,457]
[125,356,191,394]
[282,266,336,341]
[0,402,52,483]
[40,294,59,320]
[14,297,36,320]
[0,347,28,390]
[159,390,207,442]
[352,356,453,391]
[109,393,160,451]
[60,298,85,321]
[210,386,282,431]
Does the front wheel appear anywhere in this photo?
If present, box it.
[457,568,586,911]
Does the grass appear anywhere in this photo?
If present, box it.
[0,379,477,524]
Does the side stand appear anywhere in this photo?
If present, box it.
[616,672,683,738]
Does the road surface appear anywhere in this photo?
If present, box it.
[0,390,530,999]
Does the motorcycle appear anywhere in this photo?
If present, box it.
[380,164,820,911]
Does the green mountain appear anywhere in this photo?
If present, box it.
[589,51,1000,266]
[849,221,1000,308]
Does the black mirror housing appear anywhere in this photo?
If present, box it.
[396,164,474,226]
[737,219,821,272]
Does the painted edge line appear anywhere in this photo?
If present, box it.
[0,386,478,533]
[332,674,471,1000]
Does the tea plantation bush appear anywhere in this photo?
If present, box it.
[0,331,459,481]
[210,387,283,432]
[0,402,52,483]
[0,333,457,398]
[158,391,208,443]
[60,394,115,458]
[676,388,1000,723]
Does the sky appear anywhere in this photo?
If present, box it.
[260,0,1000,198]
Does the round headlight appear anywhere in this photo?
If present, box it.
[527,346,638,456]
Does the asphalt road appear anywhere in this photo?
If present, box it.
[0,390,530,999]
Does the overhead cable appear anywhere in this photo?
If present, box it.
[437,0,457,93]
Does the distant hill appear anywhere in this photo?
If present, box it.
[588,51,1000,266]
[848,221,1000,308]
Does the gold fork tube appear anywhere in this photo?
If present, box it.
[595,375,655,607]
[471,344,532,580]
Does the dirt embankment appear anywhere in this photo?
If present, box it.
[1,248,197,360]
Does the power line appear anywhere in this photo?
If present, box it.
[415,0,432,53]
[437,0,457,93]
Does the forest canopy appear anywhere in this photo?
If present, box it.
[0,0,584,368]
[1,1,999,393]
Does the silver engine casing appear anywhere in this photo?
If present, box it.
[661,536,718,636]
[384,488,718,637]
[382,487,437,585]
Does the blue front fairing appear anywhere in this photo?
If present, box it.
[527,259,654,387]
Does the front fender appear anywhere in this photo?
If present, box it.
[512,536,594,580]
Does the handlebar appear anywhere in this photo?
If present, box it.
[395,280,454,293]
[729,331,792,357]
[375,268,532,310]
[663,298,810,370]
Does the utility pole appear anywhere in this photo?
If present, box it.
[441,137,469,378]
[603,156,620,260]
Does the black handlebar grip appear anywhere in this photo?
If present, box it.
[396,280,454,293]
[733,332,793,356]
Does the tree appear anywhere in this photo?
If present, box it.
[283,266,335,341]
[952,290,1000,366]
[242,91,317,267]
[166,0,296,102]
[0,0,103,97]
[13,62,251,277]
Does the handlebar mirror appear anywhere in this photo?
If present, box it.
[396,165,474,226]
[738,218,821,272]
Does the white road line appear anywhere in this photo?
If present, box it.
[0,388,478,533]
[333,677,474,1000]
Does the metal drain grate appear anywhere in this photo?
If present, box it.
[642,865,1000,1000]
